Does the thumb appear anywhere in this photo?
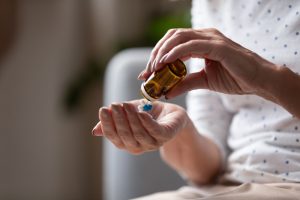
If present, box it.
[165,69,208,99]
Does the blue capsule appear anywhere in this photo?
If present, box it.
[143,104,153,111]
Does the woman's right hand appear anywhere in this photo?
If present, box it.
[138,28,281,102]
[92,99,189,154]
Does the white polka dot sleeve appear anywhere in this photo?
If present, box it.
[186,59,233,169]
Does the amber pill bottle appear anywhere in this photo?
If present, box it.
[141,59,187,101]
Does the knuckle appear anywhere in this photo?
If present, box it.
[174,28,188,37]
[174,29,182,36]
[176,29,183,33]
[168,28,177,33]
[214,39,227,49]
[188,40,199,47]
[156,49,167,59]
[210,40,228,61]
[209,28,220,34]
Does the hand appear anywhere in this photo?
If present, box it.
[92,100,188,154]
[138,28,279,100]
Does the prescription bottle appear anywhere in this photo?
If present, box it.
[141,59,187,101]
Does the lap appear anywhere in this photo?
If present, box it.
[131,183,300,200]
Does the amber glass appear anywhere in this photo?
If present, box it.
[141,59,187,101]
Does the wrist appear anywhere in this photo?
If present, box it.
[266,65,300,117]
[267,65,288,102]
[167,114,197,146]
[159,113,197,163]
[159,113,195,172]
[159,112,222,184]
[254,61,282,103]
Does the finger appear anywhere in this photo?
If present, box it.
[140,29,178,80]
[165,70,208,99]
[162,40,221,64]
[137,112,169,142]
[110,103,140,150]
[154,29,212,71]
[92,121,103,136]
[99,107,125,149]
[137,69,147,80]
[123,102,158,150]
[153,30,191,72]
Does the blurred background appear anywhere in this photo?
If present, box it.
[0,0,190,199]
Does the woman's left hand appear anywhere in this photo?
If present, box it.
[92,100,189,155]
[138,28,280,101]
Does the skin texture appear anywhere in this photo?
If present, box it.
[93,28,300,184]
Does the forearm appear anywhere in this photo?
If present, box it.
[159,116,222,185]
[262,65,300,118]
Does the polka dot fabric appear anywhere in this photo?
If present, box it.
[187,0,300,183]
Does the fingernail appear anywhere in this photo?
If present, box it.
[146,60,151,69]
[92,121,103,136]
[101,108,110,119]
[138,60,151,80]
[137,71,145,80]
[123,102,132,111]
[111,103,119,112]
[152,59,157,71]
[92,127,103,136]
[92,127,96,135]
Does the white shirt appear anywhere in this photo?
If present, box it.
[187,0,300,183]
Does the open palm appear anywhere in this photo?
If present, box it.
[92,100,188,154]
